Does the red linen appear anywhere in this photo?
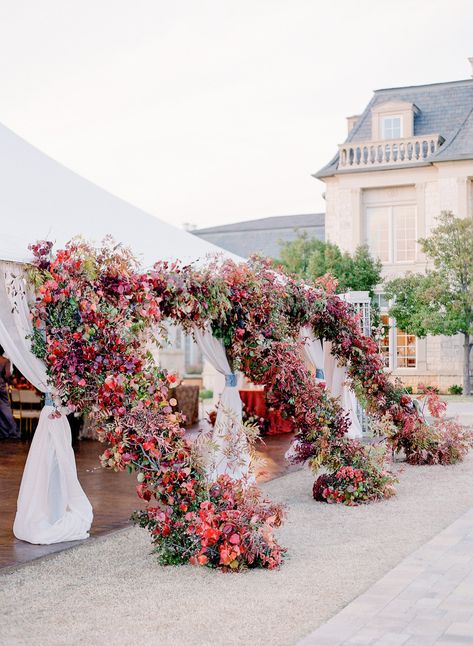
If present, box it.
[239,389,293,435]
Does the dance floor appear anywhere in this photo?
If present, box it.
[0,430,295,570]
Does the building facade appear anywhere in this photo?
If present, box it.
[315,67,473,391]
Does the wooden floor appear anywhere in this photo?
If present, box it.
[0,431,295,570]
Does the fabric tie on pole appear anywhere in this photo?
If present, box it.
[44,392,54,407]
[225,373,237,387]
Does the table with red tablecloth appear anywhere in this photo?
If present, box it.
[239,388,293,435]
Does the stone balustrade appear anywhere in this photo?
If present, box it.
[338,134,445,169]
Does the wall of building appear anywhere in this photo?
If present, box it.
[323,161,473,391]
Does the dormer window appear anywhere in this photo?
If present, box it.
[371,101,418,140]
[382,115,402,139]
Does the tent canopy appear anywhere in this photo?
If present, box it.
[0,123,240,266]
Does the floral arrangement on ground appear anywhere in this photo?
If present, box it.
[312,444,397,505]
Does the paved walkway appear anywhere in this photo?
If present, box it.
[299,506,473,645]
[444,402,473,427]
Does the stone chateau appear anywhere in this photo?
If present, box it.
[315,60,473,391]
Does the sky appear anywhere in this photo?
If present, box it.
[0,0,472,230]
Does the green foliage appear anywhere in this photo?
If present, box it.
[278,233,382,296]
[448,384,463,395]
[30,327,46,360]
[381,210,473,394]
[385,272,462,337]
[199,388,213,400]
[276,232,322,276]
[386,212,473,338]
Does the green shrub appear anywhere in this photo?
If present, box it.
[404,385,413,394]
[199,389,214,400]
[448,384,463,395]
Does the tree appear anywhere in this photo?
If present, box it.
[277,233,382,296]
[385,211,473,395]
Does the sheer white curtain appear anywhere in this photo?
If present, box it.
[300,326,325,381]
[299,326,362,439]
[193,326,251,481]
[0,261,92,544]
[323,340,363,439]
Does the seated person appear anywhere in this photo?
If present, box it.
[0,345,20,439]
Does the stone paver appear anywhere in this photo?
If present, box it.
[298,507,473,646]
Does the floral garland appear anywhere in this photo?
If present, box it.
[28,239,284,571]
[27,236,472,577]
[302,281,472,466]
[151,258,397,501]
[152,257,471,481]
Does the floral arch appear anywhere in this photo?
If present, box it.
[23,239,471,571]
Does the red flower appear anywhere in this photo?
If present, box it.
[136,484,152,501]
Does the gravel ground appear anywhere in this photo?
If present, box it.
[2,455,473,646]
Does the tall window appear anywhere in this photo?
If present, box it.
[379,313,391,367]
[365,204,416,264]
[184,334,203,373]
[373,294,417,369]
[396,328,417,368]
[382,115,402,139]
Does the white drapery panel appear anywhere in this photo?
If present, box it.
[300,326,325,381]
[193,326,251,481]
[14,412,93,544]
[299,327,362,440]
[0,261,92,544]
[323,340,363,439]
[0,265,48,391]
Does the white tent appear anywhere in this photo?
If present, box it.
[0,124,361,548]
[0,122,239,266]
[0,123,245,547]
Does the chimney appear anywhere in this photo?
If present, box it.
[346,115,360,134]
[469,57,473,78]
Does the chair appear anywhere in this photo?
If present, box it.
[173,385,200,427]
[19,390,42,439]
[8,388,42,440]
[181,377,204,388]
[8,388,22,434]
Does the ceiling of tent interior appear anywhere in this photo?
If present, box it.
[0,123,241,267]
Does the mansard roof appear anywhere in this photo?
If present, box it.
[193,213,325,259]
[194,213,324,234]
[315,78,473,178]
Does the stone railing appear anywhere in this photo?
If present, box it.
[338,134,445,169]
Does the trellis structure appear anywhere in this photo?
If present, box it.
[340,291,371,435]
[4,240,467,571]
